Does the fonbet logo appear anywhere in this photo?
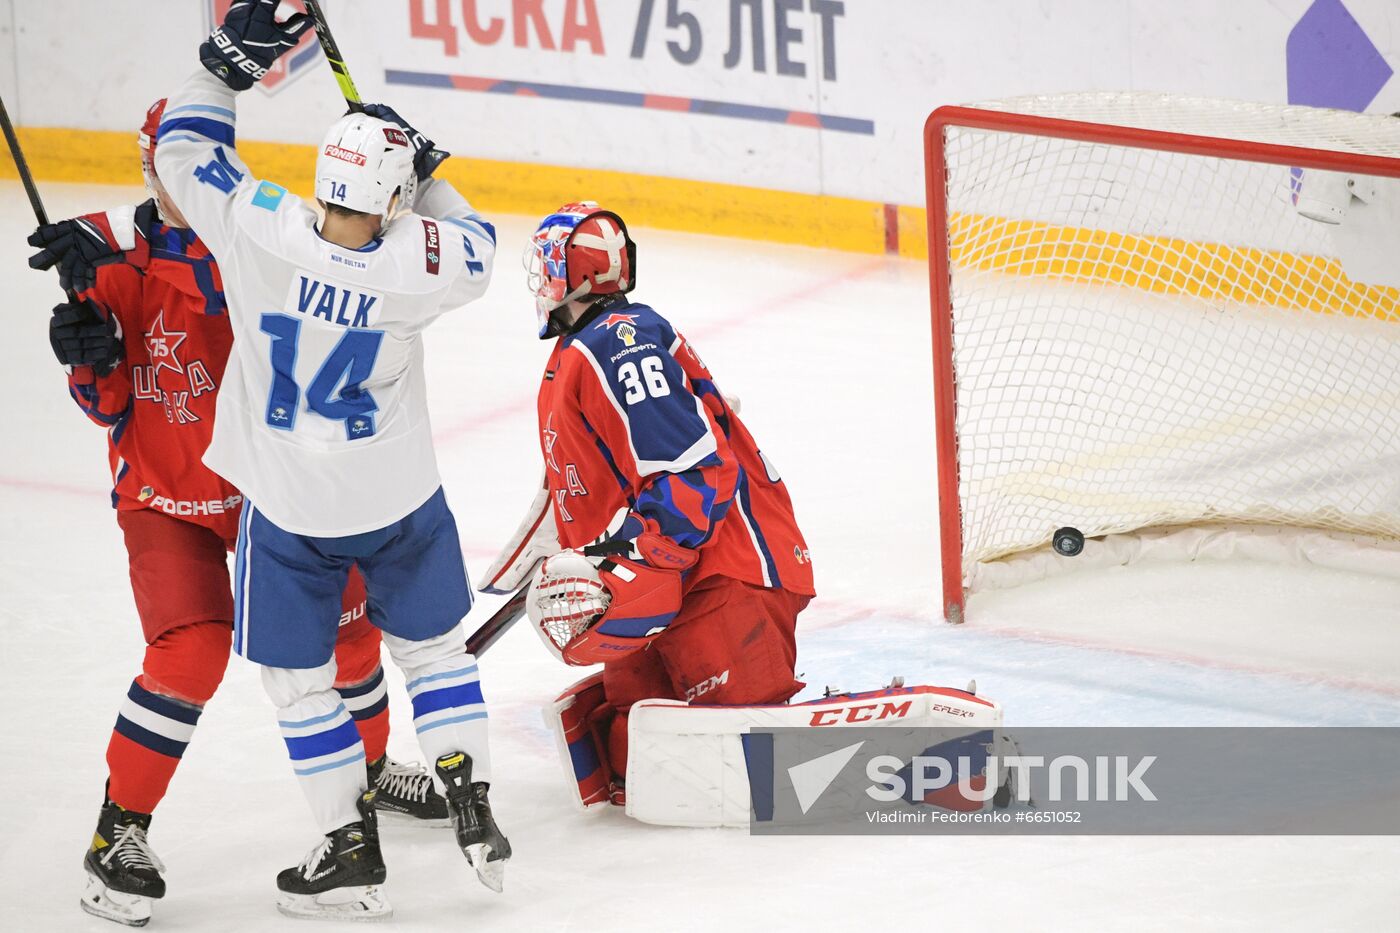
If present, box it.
[323,144,366,167]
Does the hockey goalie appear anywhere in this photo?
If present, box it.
[483,202,1005,826]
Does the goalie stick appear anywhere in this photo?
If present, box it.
[302,0,365,112]
[1,92,50,226]
[465,583,530,657]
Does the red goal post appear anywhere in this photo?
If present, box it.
[924,95,1400,623]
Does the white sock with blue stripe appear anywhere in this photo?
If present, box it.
[383,627,492,783]
[262,662,367,833]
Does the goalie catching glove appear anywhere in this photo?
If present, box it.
[527,528,697,666]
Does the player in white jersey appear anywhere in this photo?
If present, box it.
[152,1,508,919]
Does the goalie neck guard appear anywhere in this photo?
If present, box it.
[524,202,637,338]
[315,112,417,223]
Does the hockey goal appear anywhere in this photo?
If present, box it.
[925,94,1400,623]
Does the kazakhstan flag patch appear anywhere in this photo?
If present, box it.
[252,181,287,212]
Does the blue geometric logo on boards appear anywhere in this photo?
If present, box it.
[1286,0,1393,110]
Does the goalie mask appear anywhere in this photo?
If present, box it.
[315,112,417,224]
[524,202,637,338]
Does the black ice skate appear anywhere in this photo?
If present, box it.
[435,752,511,893]
[81,800,166,927]
[368,755,450,826]
[275,789,390,922]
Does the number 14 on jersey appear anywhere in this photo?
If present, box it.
[260,313,384,440]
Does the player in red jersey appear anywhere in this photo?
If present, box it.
[27,100,446,927]
[482,202,815,805]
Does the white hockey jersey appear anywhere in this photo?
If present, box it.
[155,71,494,536]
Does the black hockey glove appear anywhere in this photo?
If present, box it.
[50,300,123,376]
[200,0,312,92]
[27,201,157,295]
[362,103,450,182]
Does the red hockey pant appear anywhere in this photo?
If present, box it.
[602,575,809,778]
[106,509,385,813]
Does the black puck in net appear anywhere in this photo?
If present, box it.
[1052,526,1085,557]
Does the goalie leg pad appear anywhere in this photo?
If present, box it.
[545,673,616,808]
[623,685,1004,827]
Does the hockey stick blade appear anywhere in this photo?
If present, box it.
[302,0,364,111]
[465,584,529,657]
[0,92,49,226]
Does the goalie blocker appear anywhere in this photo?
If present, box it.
[547,678,1006,827]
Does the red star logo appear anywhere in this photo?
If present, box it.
[145,310,188,378]
[542,413,561,473]
[594,313,638,330]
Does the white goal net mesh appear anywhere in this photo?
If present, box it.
[938,94,1400,581]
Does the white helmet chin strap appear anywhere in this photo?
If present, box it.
[569,217,627,289]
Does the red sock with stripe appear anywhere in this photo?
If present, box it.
[105,621,230,813]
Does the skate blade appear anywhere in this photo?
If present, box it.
[374,808,452,829]
[464,843,506,893]
[81,872,153,927]
[276,885,392,922]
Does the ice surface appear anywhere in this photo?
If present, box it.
[2,182,1397,931]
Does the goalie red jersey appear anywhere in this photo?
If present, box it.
[65,205,241,541]
[537,296,814,597]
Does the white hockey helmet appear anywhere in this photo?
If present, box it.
[315,112,417,222]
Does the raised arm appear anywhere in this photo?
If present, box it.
[152,71,252,257]
[416,178,496,309]
[359,103,496,310]
[153,0,310,254]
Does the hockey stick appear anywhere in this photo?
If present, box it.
[465,584,530,657]
[301,0,365,112]
[3,91,84,302]
[0,92,49,226]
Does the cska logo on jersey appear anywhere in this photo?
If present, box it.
[207,1,319,95]
[146,311,188,377]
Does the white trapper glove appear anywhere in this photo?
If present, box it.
[480,471,560,595]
